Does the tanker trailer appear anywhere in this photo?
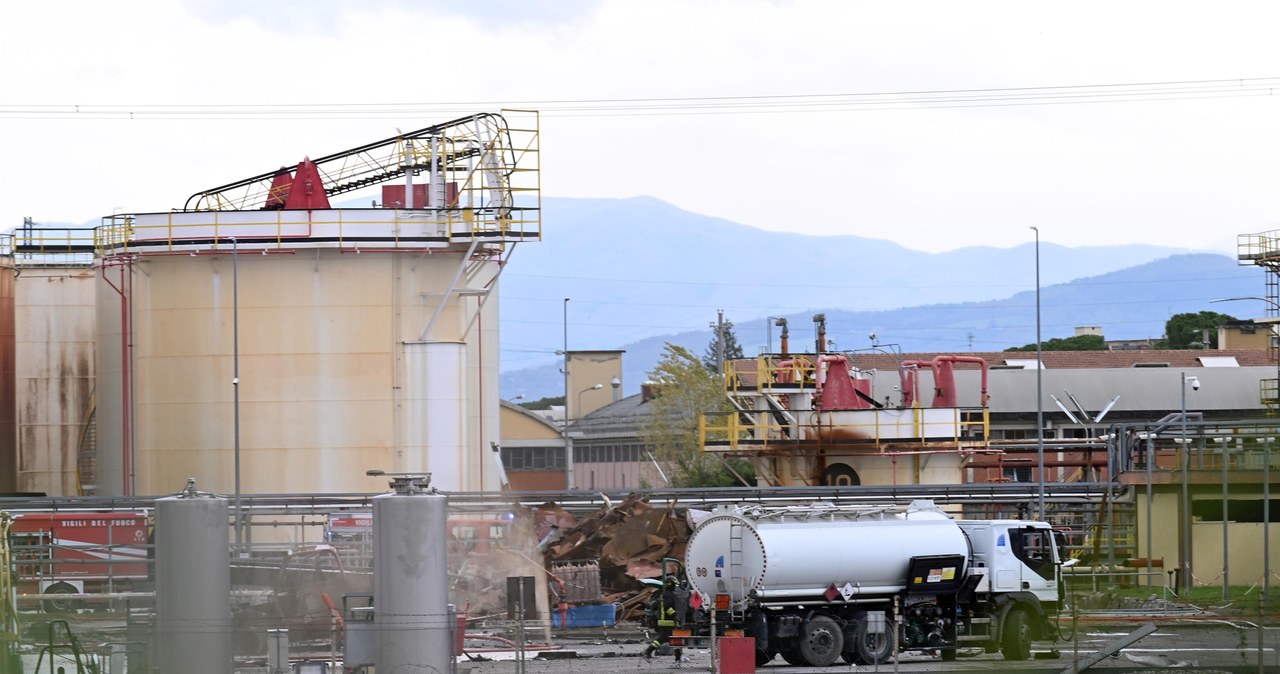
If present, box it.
[683,500,1067,666]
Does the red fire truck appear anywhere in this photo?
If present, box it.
[8,512,150,612]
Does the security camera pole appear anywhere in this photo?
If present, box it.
[1180,372,1200,593]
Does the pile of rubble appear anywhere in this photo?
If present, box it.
[531,493,692,620]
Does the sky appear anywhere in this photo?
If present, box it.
[3,1,1280,254]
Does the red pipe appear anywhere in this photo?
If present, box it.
[901,356,989,408]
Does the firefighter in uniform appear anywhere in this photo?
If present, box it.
[643,577,690,664]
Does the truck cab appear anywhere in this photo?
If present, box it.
[957,520,1060,600]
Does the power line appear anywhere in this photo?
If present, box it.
[3,77,1277,120]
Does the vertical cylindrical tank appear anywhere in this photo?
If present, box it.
[403,341,466,491]
[14,265,97,496]
[155,480,232,674]
[0,254,15,493]
[374,475,451,673]
[94,246,505,498]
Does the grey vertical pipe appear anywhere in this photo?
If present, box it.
[232,237,242,554]
[1266,437,1271,602]
[1223,437,1230,600]
[155,483,232,674]
[1152,434,1162,588]
[375,488,451,672]
[1031,226,1044,520]
[1181,374,1191,592]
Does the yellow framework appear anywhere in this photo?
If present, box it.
[97,110,540,257]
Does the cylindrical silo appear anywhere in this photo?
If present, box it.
[155,480,232,674]
[93,239,503,498]
[0,251,14,494]
[374,475,451,672]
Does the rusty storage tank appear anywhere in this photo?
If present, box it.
[155,480,232,674]
[373,473,452,672]
[92,112,540,497]
[0,235,13,493]
[7,225,97,496]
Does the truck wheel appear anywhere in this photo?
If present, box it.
[42,583,78,613]
[940,648,958,662]
[755,648,776,666]
[1000,607,1033,660]
[798,615,843,667]
[853,619,894,665]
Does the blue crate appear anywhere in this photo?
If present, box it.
[552,603,618,628]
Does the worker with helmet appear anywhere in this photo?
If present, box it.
[642,575,690,664]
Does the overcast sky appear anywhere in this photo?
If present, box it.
[4,1,1279,253]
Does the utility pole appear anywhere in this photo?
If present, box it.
[716,309,725,375]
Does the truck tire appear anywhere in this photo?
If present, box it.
[1001,607,1033,660]
[780,646,806,666]
[755,648,776,666]
[853,619,894,665]
[42,583,78,613]
[798,615,843,667]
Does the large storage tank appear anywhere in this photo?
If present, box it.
[0,241,14,493]
[684,501,968,609]
[7,224,98,497]
[92,112,539,496]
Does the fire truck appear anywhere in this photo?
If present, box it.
[8,512,150,612]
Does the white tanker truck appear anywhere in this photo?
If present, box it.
[682,500,1069,666]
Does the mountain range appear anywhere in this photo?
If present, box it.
[498,197,1264,399]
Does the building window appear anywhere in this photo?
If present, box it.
[1003,467,1033,483]
[501,446,565,472]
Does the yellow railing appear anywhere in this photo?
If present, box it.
[1238,231,1280,263]
[725,354,819,395]
[701,406,989,452]
[95,206,539,257]
[12,227,97,263]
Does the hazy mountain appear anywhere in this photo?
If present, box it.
[501,252,1264,400]
[498,196,1247,396]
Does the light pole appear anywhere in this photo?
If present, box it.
[231,237,243,556]
[766,316,784,354]
[1031,226,1044,520]
[1181,372,1200,593]
[561,298,572,489]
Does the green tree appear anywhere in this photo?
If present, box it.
[703,316,745,374]
[1159,311,1236,349]
[644,343,754,487]
[519,395,563,410]
[1005,334,1107,352]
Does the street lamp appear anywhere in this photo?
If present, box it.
[766,316,785,354]
[577,383,604,418]
[1181,372,1200,593]
[1031,226,1044,520]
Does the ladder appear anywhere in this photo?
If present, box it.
[728,521,746,621]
